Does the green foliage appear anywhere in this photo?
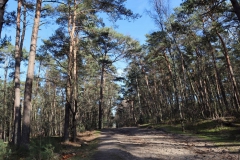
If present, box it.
[26,137,61,160]
[28,142,55,160]
[149,118,240,145]
[0,140,12,160]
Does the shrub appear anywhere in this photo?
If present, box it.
[0,140,11,159]
[27,140,55,160]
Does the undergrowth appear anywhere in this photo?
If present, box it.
[1,131,100,160]
[140,118,240,145]
[0,140,11,160]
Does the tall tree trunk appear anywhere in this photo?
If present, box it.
[0,0,8,37]
[165,48,184,131]
[21,0,42,148]
[208,41,227,115]
[64,0,76,142]
[153,71,162,122]
[63,89,70,142]
[135,76,142,115]
[52,84,57,136]
[98,63,105,129]
[13,0,22,146]
[71,34,78,142]
[216,31,240,110]
[140,61,158,119]
[2,56,8,142]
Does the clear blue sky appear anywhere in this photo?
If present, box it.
[104,0,182,44]
[1,0,182,80]
[3,0,182,48]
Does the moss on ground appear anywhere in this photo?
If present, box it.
[140,118,240,146]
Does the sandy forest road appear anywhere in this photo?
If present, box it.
[92,127,239,160]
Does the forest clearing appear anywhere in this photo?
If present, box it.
[1,0,240,159]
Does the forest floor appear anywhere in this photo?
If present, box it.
[5,119,240,159]
[91,127,240,160]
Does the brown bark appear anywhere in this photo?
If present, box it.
[166,48,184,131]
[13,0,22,146]
[98,63,105,129]
[140,62,159,119]
[22,0,42,148]
[66,0,78,142]
[64,0,75,142]
[209,42,228,115]
[71,31,78,141]
[63,95,70,142]
[0,0,8,37]
[216,31,240,110]
[2,56,8,142]
[135,76,142,115]
[153,71,162,122]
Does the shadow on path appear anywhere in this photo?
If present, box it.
[92,148,160,160]
[91,128,160,160]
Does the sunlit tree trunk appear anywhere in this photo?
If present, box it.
[72,33,78,141]
[64,0,77,141]
[135,76,142,115]
[208,41,227,115]
[22,0,42,148]
[165,48,184,131]
[216,31,240,110]
[2,56,9,142]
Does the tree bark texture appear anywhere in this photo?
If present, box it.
[13,0,22,146]
[216,31,240,110]
[98,64,105,129]
[0,0,8,37]
[22,0,42,148]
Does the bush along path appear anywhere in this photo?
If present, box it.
[91,127,239,160]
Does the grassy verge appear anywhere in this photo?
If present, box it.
[140,118,240,146]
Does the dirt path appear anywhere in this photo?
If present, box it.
[92,127,239,160]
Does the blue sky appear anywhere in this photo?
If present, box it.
[1,0,182,80]
[105,0,182,44]
[3,0,182,48]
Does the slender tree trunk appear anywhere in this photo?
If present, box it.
[21,0,42,148]
[186,69,201,118]
[153,72,162,122]
[64,0,76,142]
[52,85,57,136]
[135,76,142,115]
[140,62,158,119]
[164,48,184,131]
[208,42,227,115]
[72,35,78,142]
[2,56,8,142]
[99,63,105,129]
[13,0,22,146]
[169,48,184,132]
[64,73,71,142]
[175,40,188,119]
[0,0,8,37]
[216,31,240,110]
